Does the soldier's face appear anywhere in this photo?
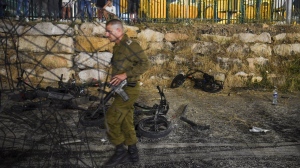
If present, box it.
[106,25,120,42]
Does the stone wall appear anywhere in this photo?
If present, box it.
[1,21,300,89]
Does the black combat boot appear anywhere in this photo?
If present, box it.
[104,144,129,167]
[128,144,139,162]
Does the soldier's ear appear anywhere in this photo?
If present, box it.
[116,27,122,34]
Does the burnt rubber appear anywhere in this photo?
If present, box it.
[170,74,186,88]
[137,116,172,139]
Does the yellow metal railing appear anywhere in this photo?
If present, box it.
[127,0,292,23]
[4,0,297,23]
[169,2,198,19]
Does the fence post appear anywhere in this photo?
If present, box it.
[214,0,217,22]
[198,0,201,20]
[227,0,232,24]
[240,0,244,23]
[286,0,292,24]
[166,0,169,21]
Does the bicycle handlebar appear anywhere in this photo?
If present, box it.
[156,85,161,93]
[156,86,165,98]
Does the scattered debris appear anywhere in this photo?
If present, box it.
[60,139,82,145]
[180,104,210,131]
[249,126,270,133]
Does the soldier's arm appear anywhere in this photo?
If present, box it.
[126,42,150,78]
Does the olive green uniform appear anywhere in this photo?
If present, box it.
[106,34,150,146]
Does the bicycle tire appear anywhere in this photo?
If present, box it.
[201,82,223,93]
[137,116,172,139]
[170,74,186,88]
[79,109,106,127]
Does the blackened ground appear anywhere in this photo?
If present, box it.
[0,87,299,167]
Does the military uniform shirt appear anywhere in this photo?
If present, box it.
[111,34,150,83]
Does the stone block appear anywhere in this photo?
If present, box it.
[75,36,113,52]
[191,42,219,55]
[74,52,112,69]
[234,32,271,43]
[24,22,74,36]
[165,33,189,42]
[91,24,106,36]
[78,69,108,82]
[200,34,232,44]
[226,43,250,56]
[137,29,164,42]
[18,36,48,52]
[250,43,272,56]
[47,36,74,54]
[125,25,139,38]
[10,53,72,68]
[41,67,75,82]
[78,23,97,36]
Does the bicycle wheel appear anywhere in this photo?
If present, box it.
[201,82,223,93]
[170,74,186,88]
[137,116,172,139]
[79,108,106,127]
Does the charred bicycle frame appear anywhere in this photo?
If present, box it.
[170,69,224,93]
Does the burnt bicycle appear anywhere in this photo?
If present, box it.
[10,70,92,111]
[79,81,173,139]
[170,69,224,93]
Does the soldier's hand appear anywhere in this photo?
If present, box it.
[110,73,127,86]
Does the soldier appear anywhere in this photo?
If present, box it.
[104,19,150,167]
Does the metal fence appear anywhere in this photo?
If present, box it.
[1,0,300,24]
